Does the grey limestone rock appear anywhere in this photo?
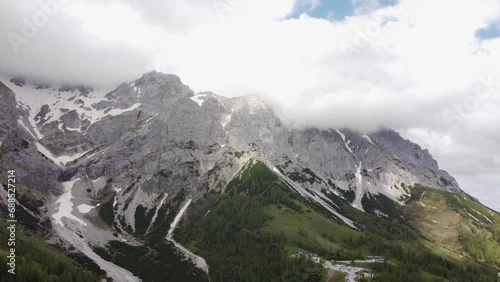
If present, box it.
[0,71,466,227]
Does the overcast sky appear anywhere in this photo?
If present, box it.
[0,0,499,211]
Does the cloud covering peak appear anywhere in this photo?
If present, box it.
[1,0,499,210]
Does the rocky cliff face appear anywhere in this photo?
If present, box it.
[1,70,464,210]
[0,81,18,143]
[0,71,465,279]
[0,81,61,192]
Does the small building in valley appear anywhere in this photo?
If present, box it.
[365,256,385,263]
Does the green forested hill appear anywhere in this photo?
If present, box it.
[0,220,101,282]
[405,185,500,268]
[176,160,499,282]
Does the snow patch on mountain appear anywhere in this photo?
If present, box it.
[165,199,210,273]
[147,193,169,233]
[2,78,111,135]
[190,94,207,107]
[335,129,354,154]
[77,204,97,213]
[360,133,376,146]
[17,119,43,139]
[120,188,158,232]
[102,103,141,119]
[167,199,191,239]
[35,142,91,166]
[352,162,365,211]
[221,112,232,129]
[52,179,86,227]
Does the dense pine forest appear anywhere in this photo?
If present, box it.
[175,160,499,282]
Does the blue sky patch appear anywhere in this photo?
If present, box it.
[288,0,399,21]
[475,21,500,40]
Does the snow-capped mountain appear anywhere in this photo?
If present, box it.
[0,71,469,281]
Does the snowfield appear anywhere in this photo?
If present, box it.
[50,179,142,282]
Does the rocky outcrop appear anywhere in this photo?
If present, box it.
[0,82,61,193]
[1,71,464,205]
[0,71,471,279]
[0,81,18,142]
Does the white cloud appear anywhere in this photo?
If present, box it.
[0,0,499,210]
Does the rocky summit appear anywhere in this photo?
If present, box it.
[2,71,496,282]
[0,71,463,205]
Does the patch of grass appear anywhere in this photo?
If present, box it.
[263,203,367,259]
[406,185,500,267]
[234,151,243,158]
[419,270,447,282]
[286,246,299,256]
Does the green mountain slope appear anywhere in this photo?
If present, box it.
[405,185,500,267]
[175,160,326,282]
[175,160,499,282]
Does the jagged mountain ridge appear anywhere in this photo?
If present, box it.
[0,71,464,210]
[0,71,471,280]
